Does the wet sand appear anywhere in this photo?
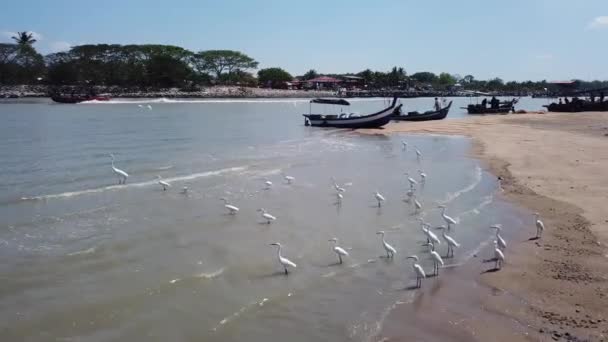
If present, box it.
[364,112,608,341]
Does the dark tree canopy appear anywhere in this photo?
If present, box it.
[258,67,293,88]
[194,50,258,79]
[301,69,319,80]
[410,71,438,84]
[11,31,37,45]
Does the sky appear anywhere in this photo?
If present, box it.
[1,0,607,81]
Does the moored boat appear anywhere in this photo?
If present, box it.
[391,101,452,121]
[465,98,518,115]
[50,94,111,104]
[303,96,398,129]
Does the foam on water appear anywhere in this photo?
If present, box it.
[439,165,482,204]
[80,97,388,105]
[20,166,247,201]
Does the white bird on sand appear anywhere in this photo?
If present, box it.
[146,104,152,110]
[415,147,423,161]
[401,140,408,150]
[374,191,385,207]
[270,242,297,275]
[328,238,349,264]
[419,219,440,246]
[156,175,171,191]
[109,153,129,184]
[418,170,427,184]
[376,231,396,258]
[490,224,507,250]
[493,240,505,269]
[424,242,444,276]
[534,212,545,238]
[264,178,273,190]
[438,205,458,231]
[435,225,459,258]
[258,208,276,224]
[404,172,418,189]
[283,174,295,184]
[221,198,240,215]
[407,255,426,288]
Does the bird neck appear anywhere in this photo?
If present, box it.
[276,245,282,258]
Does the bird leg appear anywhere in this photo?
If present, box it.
[284,267,288,275]
[338,255,342,264]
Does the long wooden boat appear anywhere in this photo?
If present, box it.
[51,94,111,104]
[543,101,608,112]
[391,101,452,121]
[465,99,517,115]
[303,96,398,128]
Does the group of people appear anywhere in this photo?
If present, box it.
[479,96,501,109]
[557,92,605,106]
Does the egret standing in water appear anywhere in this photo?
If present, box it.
[412,194,422,213]
[283,174,295,184]
[438,205,458,231]
[419,219,440,246]
[374,191,386,207]
[534,212,545,238]
[156,175,171,191]
[493,240,505,269]
[435,225,459,258]
[424,242,444,276]
[415,147,423,161]
[490,224,507,250]
[146,104,152,110]
[258,208,276,224]
[109,153,129,184]
[328,238,349,264]
[331,177,346,193]
[221,198,240,215]
[270,243,297,275]
[263,178,273,190]
[376,231,397,258]
[401,140,408,151]
[404,172,418,189]
[418,170,427,185]
[407,255,426,288]
[336,191,344,203]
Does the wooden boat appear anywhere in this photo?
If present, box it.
[465,99,517,115]
[303,96,398,128]
[51,94,111,104]
[544,101,608,112]
[391,101,452,121]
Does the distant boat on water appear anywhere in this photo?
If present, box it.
[391,101,452,121]
[50,94,111,104]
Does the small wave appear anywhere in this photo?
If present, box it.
[67,247,97,256]
[212,297,271,332]
[439,166,482,204]
[455,195,494,221]
[194,267,225,279]
[21,166,247,201]
[156,165,174,171]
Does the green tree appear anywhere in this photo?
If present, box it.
[195,50,258,81]
[410,71,437,84]
[463,74,475,83]
[302,69,319,80]
[487,77,504,91]
[11,31,37,46]
[437,72,456,87]
[257,67,293,88]
[356,69,374,85]
[387,66,407,87]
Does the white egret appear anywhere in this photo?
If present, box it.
[490,224,507,250]
[137,104,144,108]
[419,219,440,246]
[328,238,349,264]
[401,140,408,150]
[418,170,427,184]
[376,231,396,258]
[534,212,545,238]
[435,225,459,258]
[374,191,386,207]
[146,104,152,110]
[283,174,295,184]
[424,242,444,276]
[412,194,422,213]
[415,147,423,161]
[493,240,505,269]
[437,205,458,231]
[331,177,346,193]
[109,153,129,184]
[407,255,426,288]
[264,178,273,190]
[336,191,344,202]
[404,172,418,189]
[270,243,297,275]
[258,208,276,224]
[220,198,240,215]
[180,186,189,195]
[156,175,171,191]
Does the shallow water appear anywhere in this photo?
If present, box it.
[0,99,532,341]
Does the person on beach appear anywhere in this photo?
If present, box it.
[434,97,441,111]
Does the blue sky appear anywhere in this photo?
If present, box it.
[1,0,607,81]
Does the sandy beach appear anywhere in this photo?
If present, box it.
[368,112,608,341]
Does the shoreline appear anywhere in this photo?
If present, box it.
[364,113,608,341]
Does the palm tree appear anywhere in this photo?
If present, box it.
[11,31,37,46]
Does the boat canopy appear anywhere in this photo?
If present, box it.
[310,98,350,106]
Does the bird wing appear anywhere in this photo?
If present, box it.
[447,236,460,247]
[335,247,349,256]
[414,264,426,278]
[282,258,297,268]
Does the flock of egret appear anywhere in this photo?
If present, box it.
[107,139,546,288]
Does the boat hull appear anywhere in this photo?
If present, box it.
[544,101,608,112]
[51,95,111,104]
[303,97,398,129]
[391,101,452,121]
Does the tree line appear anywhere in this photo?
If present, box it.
[1,31,607,92]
